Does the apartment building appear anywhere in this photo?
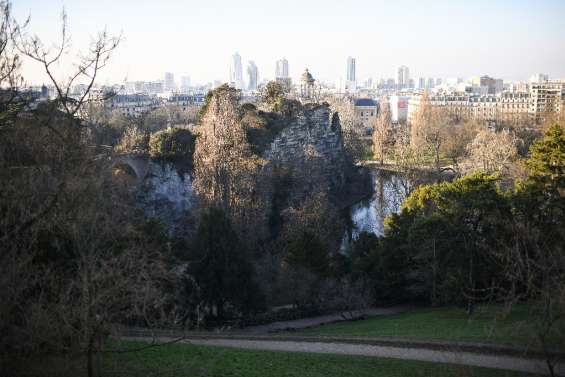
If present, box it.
[354,98,378,133]
[529,80,565,120]
[105,94,162,117]
[407,92,530,124]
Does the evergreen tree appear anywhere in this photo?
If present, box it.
[285,230,330,277]
[189,207,264,320]
[524,123,565,195]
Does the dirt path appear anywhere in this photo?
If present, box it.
[118,306,562,376]
[243,307,408,333]
[184,338,563,376]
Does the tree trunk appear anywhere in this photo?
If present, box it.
[467,248,475,317]
[467,301,475,317]
[431,239,437,307]
[87,342,94,377]
[216,300,224,321]
[380,141,384,166]
[435,143,441,181]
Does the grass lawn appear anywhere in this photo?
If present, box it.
[6,341,539,377]
[295,305,534,346]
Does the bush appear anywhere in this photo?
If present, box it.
[115,126,150,155]
[149,128,195,162]
[187,207,265,320]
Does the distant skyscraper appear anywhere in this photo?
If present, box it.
[164,72,176,91]
[427,78,435,89]
[247,61,258,91]
[529,73,549,83]
[180,75,191,92]
[346,56,356,82]
[397,65,410,90]
[276,58,289,79]
[436,78,443,87]
[471,75,503,94]
[418,77,426,89]
[230,52,243,89]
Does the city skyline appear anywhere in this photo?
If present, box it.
[12,0,565,85]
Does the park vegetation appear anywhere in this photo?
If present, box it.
[0,2,564,377]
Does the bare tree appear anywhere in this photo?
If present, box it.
[0,1,122,247]
[193,85,269,241]
[1,5,180,377]
[410,95,452,177]
[441,117,479,175]
[498,220,565,377]
[410,91,433,148]
[12,7,120,119]
[465,128,518,175]
[497,113,538,156]
[390,127,428,195]
[0,0,22,92]
[372,100,392,165]
[16,178,174,377]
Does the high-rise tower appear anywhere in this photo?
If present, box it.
[346,56,356,82]
[276,58,289,79]
[397,65,410,90]
[247,61,258,91]
[229,52,243,89]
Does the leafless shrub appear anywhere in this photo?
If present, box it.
[372,100,393,165]
[0,5,180,377]
[465,128,519,175]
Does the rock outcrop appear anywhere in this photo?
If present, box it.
[264,103,347,196]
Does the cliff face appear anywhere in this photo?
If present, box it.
[264,103,347,196]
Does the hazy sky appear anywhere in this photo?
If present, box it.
[13,0,565,86]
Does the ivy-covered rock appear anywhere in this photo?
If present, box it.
[149,127,195,162]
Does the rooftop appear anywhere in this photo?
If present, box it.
[354,98,377,107]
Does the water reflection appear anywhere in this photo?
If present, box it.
[349,168,409,238]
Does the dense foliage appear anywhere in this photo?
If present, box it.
[149,127,195,162]
[347,123,565,338]
[262,81,286,112]
[186,207,265,320]
[352,173,510,307]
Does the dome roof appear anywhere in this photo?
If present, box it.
[301,68,315,83]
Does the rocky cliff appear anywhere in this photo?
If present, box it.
[264,103,347,196]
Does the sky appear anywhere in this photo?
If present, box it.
[12,0,565,86]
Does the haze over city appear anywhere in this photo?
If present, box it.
[13,0,565,85]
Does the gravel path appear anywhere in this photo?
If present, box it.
[118,305,562,376]
[184,338,563,376]
[243,307,408,333]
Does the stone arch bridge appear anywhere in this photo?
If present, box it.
[111,154,152,183]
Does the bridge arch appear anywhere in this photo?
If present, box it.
[111,155,151,184]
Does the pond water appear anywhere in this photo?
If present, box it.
[348,168,409,239]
